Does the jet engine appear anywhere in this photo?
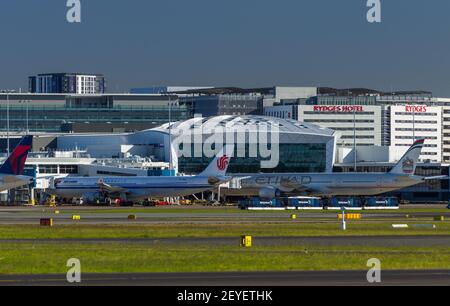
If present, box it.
[258,186,282,200]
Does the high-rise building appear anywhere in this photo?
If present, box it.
[28,73,105,94]
[264,89,444,163]
[390,105,442,162]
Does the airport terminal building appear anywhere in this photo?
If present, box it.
[0,115,337,203]
[1,87,450,203]
[0,93,188,133]
[54,115,337,174]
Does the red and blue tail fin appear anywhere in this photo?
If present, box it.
[0,136,33,175]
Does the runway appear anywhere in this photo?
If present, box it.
[0,270,449,286]
[1,235,450,247]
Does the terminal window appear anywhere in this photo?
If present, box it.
[178,143,328,174]
[38,165,58,174]
[59,165,78,174]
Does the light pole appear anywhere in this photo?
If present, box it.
[25,100,30,134]
[346,90,357,172]
[412,103,415,142]
[353,102,357,172]
[3,90,15,155]
[168,94,173,174]
[2,90,15,205]
[7,92,9,155]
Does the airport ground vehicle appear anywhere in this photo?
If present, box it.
[239,196,400,210]
[328,197,362,209]
[364,197,399,209]
[238,198,283,209]
[179,199,193,205]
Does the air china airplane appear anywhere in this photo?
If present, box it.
[49,146,233,202]
[239,139,447,199]
[0,135,34,192]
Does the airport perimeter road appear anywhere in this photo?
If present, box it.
[0,270,449,286]
[1,235,450,247]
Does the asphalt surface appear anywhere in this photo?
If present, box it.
[0,206,448,287]
[0,270,449,286]
[2,235,450,247]
[0,206,448,225]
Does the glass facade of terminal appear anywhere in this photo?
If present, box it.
[0,105,190,132]
[180,95,263,117]
[178,143,327,174]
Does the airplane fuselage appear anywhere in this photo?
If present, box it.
[237,172,425,197]
[51,176,219,201]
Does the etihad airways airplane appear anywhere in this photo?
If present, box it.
[0,135,34,192]
[238,139,447,199]
[49,146,233,202]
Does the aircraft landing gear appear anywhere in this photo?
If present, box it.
[322,197,330,210]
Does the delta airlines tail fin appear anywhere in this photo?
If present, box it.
[199,145,234,177]
[389,139,424,175]
[0,135,33,175]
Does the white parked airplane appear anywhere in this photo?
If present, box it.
[238,139,447,199]
[49,146,233,202]
[0,135,34,192]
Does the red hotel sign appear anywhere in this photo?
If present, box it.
[405,105,427,113]
[313,105,364,112]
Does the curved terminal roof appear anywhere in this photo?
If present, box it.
[152,115,335,137]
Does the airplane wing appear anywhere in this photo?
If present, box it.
[2,175,23,184]
[279,177,300,190]
[423,175,449,181]
[208,175,232,185]
[97,180,129,194]
[2,175,31,185]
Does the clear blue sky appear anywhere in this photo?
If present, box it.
[1,0,450,95]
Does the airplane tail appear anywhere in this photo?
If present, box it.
[389,139,424,175]
[0,135,33,175]
[199,145,234,177]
